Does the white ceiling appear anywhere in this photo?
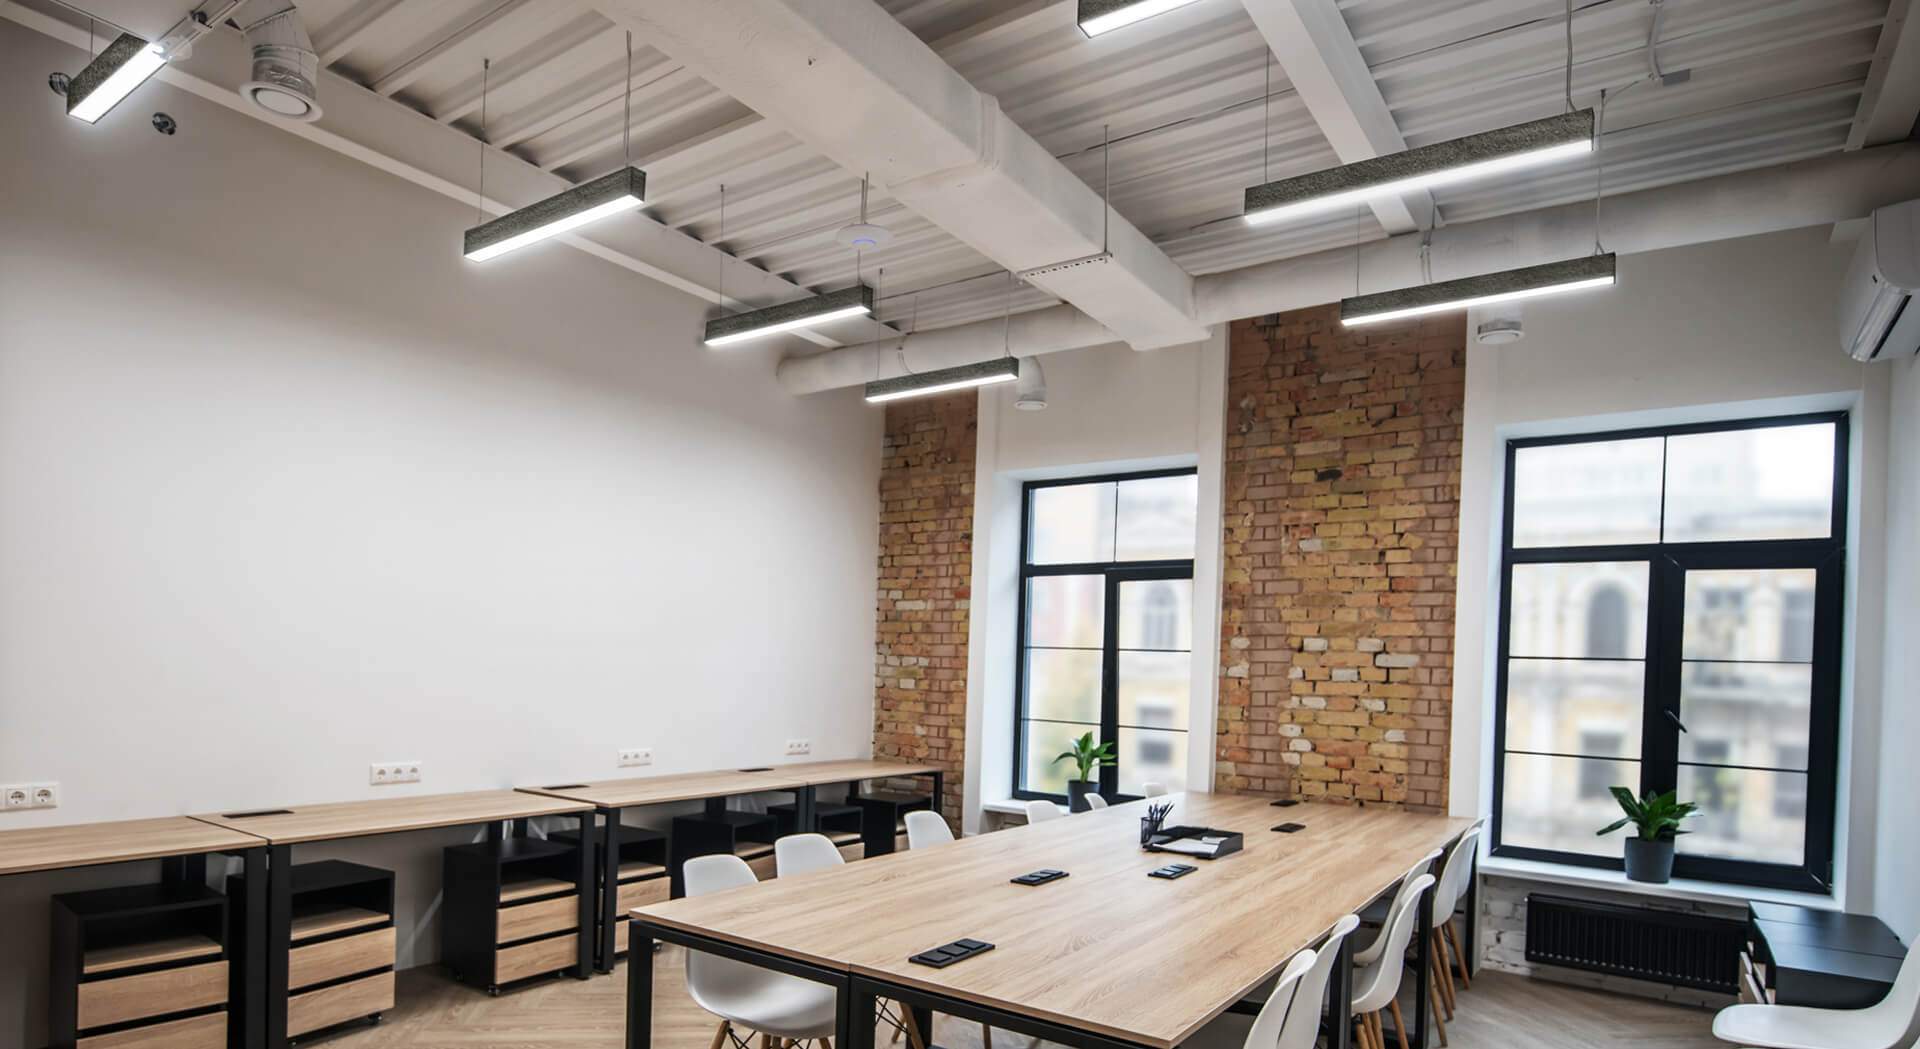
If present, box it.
[21,0,1911,342]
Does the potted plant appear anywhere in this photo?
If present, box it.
[1597,786,1699,884]
[1051,732,1116,812]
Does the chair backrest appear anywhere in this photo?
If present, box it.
[1141,782,1169,797]
[775,833,845,878]
[1085,793,1109,810]
[1025,799,1065,823]
[685,853,756,895]
[1352,874,1435,1015]
[1240,948,1317,1049]
[682,855,766,1003]
[1273,915,1360,1049]
[1862,943,1920,1049]
[905,810,955,848]
[1353,849,1441,968]
[1430,824,1483,922]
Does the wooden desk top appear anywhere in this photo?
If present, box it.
[519,759,933,809]
[189,790,591,845]
[634,794,1469,1049]
[0,817,266,876]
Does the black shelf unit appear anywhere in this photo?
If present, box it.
[229,860,395,1043]
[852,790,931,857]
[442,836,590,994]
[50,882,231,1049]
[550,825,668,962]
[770,797,867,857]
[670,809,777,895]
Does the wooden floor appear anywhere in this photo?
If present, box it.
[291,948,1723,1049]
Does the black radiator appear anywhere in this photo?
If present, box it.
[1525,893,1743,993]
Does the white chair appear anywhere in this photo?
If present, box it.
[1085,793,1109,810]
[1240,948,1318,1049]
[1141,782,1169,797]
[1024,799,1065,823]
[1713,948,1920,1049]
[1353,850,1441,967]
[1272,916,1361,1049]
[904,810,953,849]
[774,833,844,878]
[1427,823,1484,1019]
[683,855,837,1048]
[1352,872,1436,1049]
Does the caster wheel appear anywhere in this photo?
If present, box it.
[488,986,502,997]
[370,1013,383,1024]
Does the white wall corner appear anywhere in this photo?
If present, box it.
[960,386,1002,836]
[1451,328,1502,820]
[1187,325,1231,792]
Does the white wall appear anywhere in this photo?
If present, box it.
[960,333,1228,833]
[1451,227,1893,911]
[1876,353,1920,943]
[0,22,881,1044]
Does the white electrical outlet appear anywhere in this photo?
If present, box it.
[785,739,812,756]
[2,785,30,809]
[29,783,58,809]
[617,748,652,768]
[369,763,423,785]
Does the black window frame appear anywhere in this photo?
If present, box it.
[1489,411,1848,894]
[1012,466,1197,804]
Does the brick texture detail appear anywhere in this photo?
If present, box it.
[874,393,976,823]
[1215,307,1464,810]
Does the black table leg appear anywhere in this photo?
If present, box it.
[798,785,818,832]
[1412,882,1434,1049]
[235,846,268,1049]
[575,812,594,978]
[265,844,292,1049]
[1462,857,1478,979]
[488,820,505,843]
[928,771,945,821]
[626,928,653,1049]
[162,853,207,885]
[600,806,622,973]
[841,979,878,1049]
[1329,923,1354,1049]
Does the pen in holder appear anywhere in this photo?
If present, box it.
[1140,801,1173,846]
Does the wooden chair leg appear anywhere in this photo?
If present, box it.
[900,1007,928,1049]
[1372,1011,1388,1049]
[711,1021,733,1049]
[1355,1013,1375,1049]
[981,1023,993,1049]
[1429,974,1450,1048]
[1431,932,1457,1017]
[1388,1001,1411,1049]
[1445,919,1472,990]
[822,1040,833,1049]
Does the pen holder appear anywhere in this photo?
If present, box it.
[1139,814,1165,846]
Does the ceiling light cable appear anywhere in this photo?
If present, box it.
[622,31,632,168]
[1102,124,1112,255]
[476,58,489,224]
[1564,0,1575,113]
[1593,88,1608,255]
[1002,270,1015,359]
[716,184,727,309]
[1262,49,1273,183]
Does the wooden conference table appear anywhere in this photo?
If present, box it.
[628,794,1469,1049]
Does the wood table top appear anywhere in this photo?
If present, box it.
[519,759,934,809]
[633,794,1469,1049]
[0,817,267,876]
[188,789,591,845]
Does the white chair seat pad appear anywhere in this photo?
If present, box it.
[1712,1002,1899,1049]
[692,972,839,1039]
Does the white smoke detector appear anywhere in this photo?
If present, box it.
[836,222,893,250]
[240,6,322,122]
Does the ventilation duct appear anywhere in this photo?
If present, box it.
[240,4,321,122]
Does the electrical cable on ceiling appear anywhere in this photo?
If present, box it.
[716,184,727,309]
[476,57,489,224]
[1262,48,1273,183]
[1002,270,1015,359]
[623,31,632,168]
[1564,0,1575,113]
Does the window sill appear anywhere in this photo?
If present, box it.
[1479,855,1841,911]
[982,799,1027,816]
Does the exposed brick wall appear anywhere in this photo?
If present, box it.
[1216,306,1464,810]
[873,392,976,823]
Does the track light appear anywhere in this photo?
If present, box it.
[705,285,874,348]
[66,33,167,123]
[1244,111,1594,227]
[865,358,1020,404]
[1341,254,1615,327]
[1077,0,1206,36]
[463,167,646,263]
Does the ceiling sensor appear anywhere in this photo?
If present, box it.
[836,222,893,249]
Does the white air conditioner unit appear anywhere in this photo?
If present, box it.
[1840,199,1920,362]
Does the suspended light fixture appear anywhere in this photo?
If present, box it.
[704,285,874,347]
[66,33,167,123]
[1077,0,1206,36]
[1340,254,1615,327]
[1243,110,1593,227]
[865,358,1020,403]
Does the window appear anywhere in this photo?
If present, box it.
[1015,469,1198,801]
[1493,414,1845,892]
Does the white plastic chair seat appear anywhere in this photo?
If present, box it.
[1352,873,1435,1016]
[1025,799,1065,823]
[905,809,954,848]
[689,970,839,1039]
[1712,945,1920,1049]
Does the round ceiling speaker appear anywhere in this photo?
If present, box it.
[835,222,894,250]
[240,9,322,123]
[1475,319,1525,344]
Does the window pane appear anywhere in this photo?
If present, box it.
[1511,438,1665,548]
[1663,424,1835,543]
[1119,651,1190,731]
[1503,658,1645,757]
[1119,728,1187,794]
[1500,753,1640,857]
[1116,474,1198,560]
[1508,562,1650,659]
[1679,662,1812,768]
[1119,579,1192,650]
[1025,649,1102,724]
[1029,482,1115,564]
[1026,575,1103,648]
[1682,569,1818,662]
[1677,764,1805,866]
[1023,720,1099,794]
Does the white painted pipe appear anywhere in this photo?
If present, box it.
[778,142,1920,394]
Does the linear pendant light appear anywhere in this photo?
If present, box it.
[1341,254,1615,327]
[67,33,168,123]
[865,357,1020,403]
[1244,110,1595,227]
[463,166,646,262]
[1077,0,1206,36]
[705,285,874,347]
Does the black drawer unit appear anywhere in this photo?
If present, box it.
[1745,902,1907,1008]
[550,824,667,962]
[229,860,395,1042]
[442,836,590,995]
[851,790,930,857]
[50,883,232,1049]
[769,798,868,859]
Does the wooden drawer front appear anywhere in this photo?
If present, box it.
[837,842,866,863]
[616,877,670,915]
[288,927,394,991]
[896,831,909,853]
[615,918,629,956]
[494,934,578,985]
[497,894,577,944]
[746,852,779,881]
[77,1012,225,1049]
[286,971,393,1038]
[78,961,228,1030]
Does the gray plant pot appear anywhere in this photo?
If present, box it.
[1067,780,1096,813]
[1623,836,1676,883]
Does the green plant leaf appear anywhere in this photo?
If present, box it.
[1596,817,1632,836]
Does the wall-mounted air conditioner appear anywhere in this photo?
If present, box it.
[1840,199,1920,362]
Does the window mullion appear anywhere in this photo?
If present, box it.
[1643,554,1684,801]
[1100,569,1122,798]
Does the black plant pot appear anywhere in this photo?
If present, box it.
[1623,836,1676,883]
[1067,780,1096,813]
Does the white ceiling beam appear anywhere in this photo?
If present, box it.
[368,0,528,99]
[311,0,408,66]
[1237,0,1433,235]
[429,14,608,125]
[591,0,1207,350]
[1848,0,1920,149]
